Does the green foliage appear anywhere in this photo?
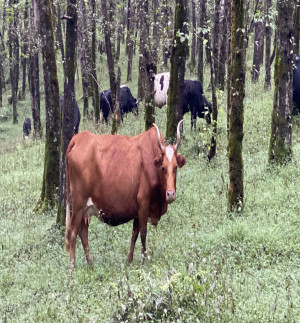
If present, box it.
[1,40,300,322]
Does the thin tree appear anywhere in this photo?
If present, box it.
[28,1,42,139]
[57,0,77,226]
[190,0,196,71]
[294,0,300,54]
[228,0,246,212]
[20,0,29,100]
[197,0,207,83]
[264,0,272,89]
[269,0,294,164]
[166,0,188,140]
[8,0,19,124]
[91,0,100,123]
[36,0,61,211]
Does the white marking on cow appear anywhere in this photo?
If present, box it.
[166,146,174,163]
[86,197,93,207]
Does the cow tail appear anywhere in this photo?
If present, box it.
[65,139,75,252]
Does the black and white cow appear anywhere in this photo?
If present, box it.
[99,85,141,123]
[23,117,31,139]
[153,72,212,129]
[60,96,81,135]
[293,55,300,115]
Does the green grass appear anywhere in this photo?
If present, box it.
[1,47,300,322]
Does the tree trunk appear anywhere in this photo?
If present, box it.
[36,0,61,211]
[91,0,100,123]
[251,0,264,83]
[56,3,65,64]
[207,33,218,161]
[28,2,42,139]
[217,0,227,90]
[268,0,294,164]
[126,0,135,82]
[166,0,188,140]
[213,0,220,87]
[9,0,19,124]
[197,0,205,83]
[264,0,272,89]
[190,0,196,72]
[20,0,29,100]
[226,0,231,138]
[57,0,78,226]
[78,0,90,117]
[152,0,159,66]
[101,0,118,133]
[228,0,245,212]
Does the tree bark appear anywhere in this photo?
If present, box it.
[57,0,78,226]
[228,0,245,212]
[197,0,205,83]
[36,0,61,211]
[217,0,227,90]
[268,0,294,164]
[166,0,188,140]
[251,0,264,82]
[264,0,272,89]
[91,0,100,123]
[9,0,19,124]
[28,2,42,139]
[126,0,135,82]
[20,0,29,100]
[190,0,196,71]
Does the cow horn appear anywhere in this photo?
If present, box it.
[174,120,183,151]
[153,123,165,152]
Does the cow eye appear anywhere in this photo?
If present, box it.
[162,166,167,173]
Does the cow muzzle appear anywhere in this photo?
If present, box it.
[166,190,176,203]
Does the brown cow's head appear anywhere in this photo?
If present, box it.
[153,121,186,204]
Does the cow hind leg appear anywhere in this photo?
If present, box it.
[139,218,148,262]
[68,206,85,270]
[79,219,93,269]
[128,218,139,262]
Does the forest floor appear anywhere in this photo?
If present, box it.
[0,60,300,322]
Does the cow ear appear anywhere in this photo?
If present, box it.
[154,155,163,168]
[176,154,186,168]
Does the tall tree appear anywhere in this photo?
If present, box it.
[28,1,42,138]
[91,0,100,123]
[228,0,245,212]
[57,0,78,226]
[36,0,61,211]
[126,0,135,81]
[264,0,272,89]
[251,0,264,82]
[20,0,29,100]
[197,0,207,83]
[190,0,196,71]
[166,0,188,140]
[8,0,19,124]
[269,0,294,164]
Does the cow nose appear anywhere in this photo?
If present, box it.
[166,190,176,203]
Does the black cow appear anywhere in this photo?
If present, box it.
[182,80,212,129]
[60,96,81,135]
[99,85,141,123]
[293,55,300,115]
[153,72,212,129]
[23,117,31,139]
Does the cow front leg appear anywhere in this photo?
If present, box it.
[79,219,93,269]
[128,218,139,262]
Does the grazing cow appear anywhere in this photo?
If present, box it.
[65,121,186,269]
[60,96,81,135]
[99,85,141,123]
[293,55,300,115]
[153,72,212,128]
[23,117,31,139]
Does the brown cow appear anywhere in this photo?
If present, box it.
[65,122,185,269]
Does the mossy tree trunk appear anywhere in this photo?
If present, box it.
[166,0,188,141]
[126,0,135,82]
[213,0,220,87]
[57,0,77,226]
[217,0,227,90]
[37,0,61,212]
[91,0,100,123]
[268,0,294,164]
[226,0,231,138]
[20,0,29,100]
[190,0,196,71]
[228,0,245,212]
